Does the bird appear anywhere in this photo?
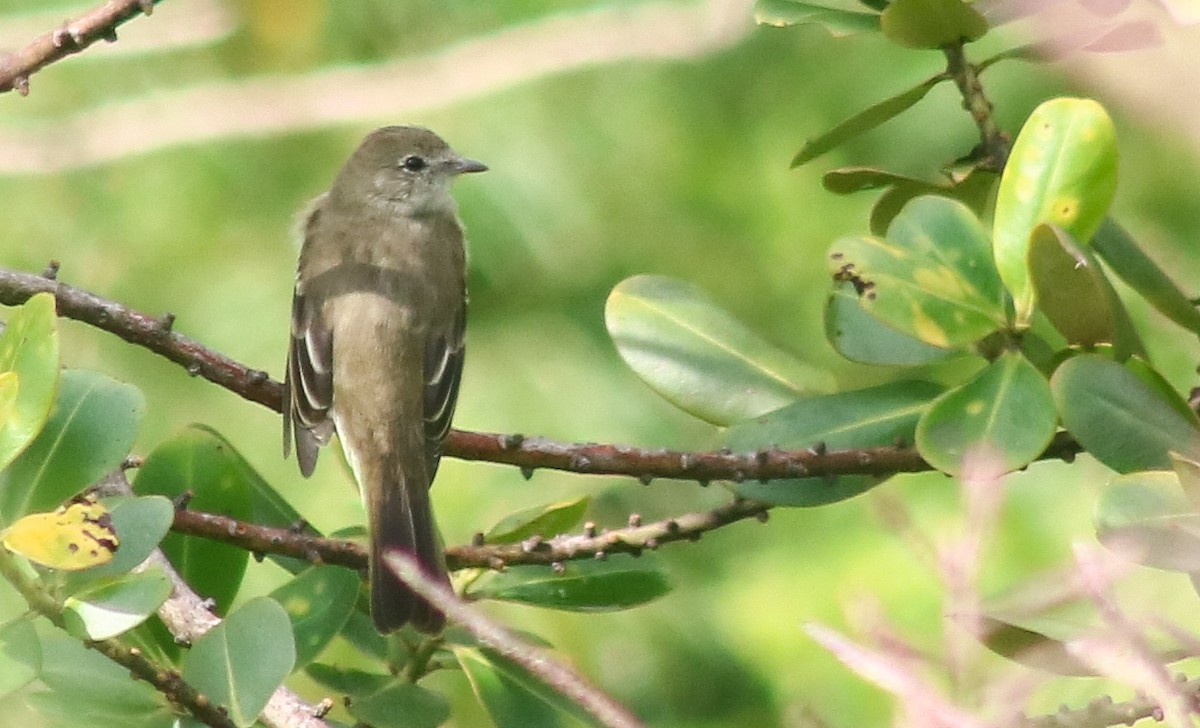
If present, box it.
[283,125,486,632]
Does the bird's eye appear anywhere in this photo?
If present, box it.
[400,155,428,172]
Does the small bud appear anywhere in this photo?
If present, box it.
[638,474,652,486]
[519,466,534,480]
[502,433,524,450]
[627,513,641,527]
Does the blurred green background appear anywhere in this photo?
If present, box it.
[4,0,1200,725]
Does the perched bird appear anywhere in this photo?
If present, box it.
[283,126,486,632]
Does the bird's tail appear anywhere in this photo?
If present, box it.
[368,456,449,633]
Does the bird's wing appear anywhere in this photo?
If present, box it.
[422,304,465,480]
[283,202,336,476]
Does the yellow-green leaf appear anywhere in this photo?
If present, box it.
[994,98,1118,325]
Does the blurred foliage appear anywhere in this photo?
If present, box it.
[2,0,1200,726]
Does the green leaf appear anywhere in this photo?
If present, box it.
[339,610,389,661]
[880,0,987,48]
[916,351,1056,475]
[0,292,60,472]
[0,369,143,526]
[1092,218,1200,337]
[182,597,296,728]
[868,168,998,236]
[979,616,1096,676]
[1094,470,1200,572]
[993,98,1119,325]
[0,617,40,699]
[347,681,450,728]
[792,75,945,167]
[456,646,594,728]
[824,283,956,365]
[753,0,881,34]
[472,560,670,612]
[1052,354,1200,473]
[829,195,1006,349]
[193,423,319,576]
[35,625,175,728]
[606,275,832,425]
[823,167,940,195]
[1027,224,1144,360]
[63,567,173,641]
[134,426,254,612]
[271,566,359,669]
[728,379,942,506]
[484,497,590,545]
[305,663,392,696]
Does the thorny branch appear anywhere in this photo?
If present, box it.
[171,497,771,571]
[0,267,1084,486]
[0,0,162,95]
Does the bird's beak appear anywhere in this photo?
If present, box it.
[451,156,488,175]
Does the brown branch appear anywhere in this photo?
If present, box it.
[0,0,751,173]
[171,497,771,571]
[0,266,1084,483]
[0,0,162,95]
[0,266,278,410]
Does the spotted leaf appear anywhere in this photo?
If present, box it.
[2,494,119,571]
[828,195,1006,350]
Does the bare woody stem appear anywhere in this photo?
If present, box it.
[943,42,1009,171]
[0,267,1083,485]
[0,0,162,95]
[171,497,772,571]
[0,539,239,728]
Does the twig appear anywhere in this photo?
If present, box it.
[97,470,330,728]
[0,0,751,172]
[385,551,645,728]
[171,497,772,570]
[943,42,1009,171]
[0,0,162,95]
[0,267,1084,484]
[0,524,239,728]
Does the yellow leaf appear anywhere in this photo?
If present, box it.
[2,494,119,571]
